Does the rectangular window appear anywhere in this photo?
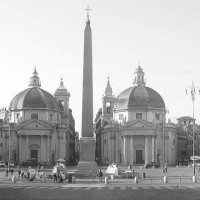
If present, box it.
[49,114,53,122]
[155,114,160,120]
[31,113,38,119]
[119,114,123,120]
[136,113,142,119]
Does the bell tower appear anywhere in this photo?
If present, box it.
[102,77,115,125]
[55,79,70,125]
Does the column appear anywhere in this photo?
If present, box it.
[63,133,66,159]
[40,136,43,162]
[47,136,50,163]
[152,136,155,162]
[123,136,127,165]
[121,136,123,165]
[115,131,118,164]
[130,136,133,164]
[19,135,22,163]
[26,135,29,160]
[112,137,115,163]
[155,137,158,162]
[111,137,113,163]
[145,136,149,163]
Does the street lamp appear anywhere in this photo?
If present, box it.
[186,81,200,176]
[8,121,11,171]
[162,109,168,173]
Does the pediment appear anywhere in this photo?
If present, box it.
[121,119,156,130]
[17,119,52,130]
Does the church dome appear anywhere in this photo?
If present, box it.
[115,66,165,109]
[9,68,60,111]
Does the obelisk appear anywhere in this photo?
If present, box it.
[77,7,97,171]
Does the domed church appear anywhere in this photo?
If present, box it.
[0,68,76,165]
[95,65,177,166]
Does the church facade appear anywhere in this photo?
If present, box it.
[0,69,76,166]
[95,66,177,166]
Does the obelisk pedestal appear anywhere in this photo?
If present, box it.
[77,137,97,170]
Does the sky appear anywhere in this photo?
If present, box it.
[0,0,200,133]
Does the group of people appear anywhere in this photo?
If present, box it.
[96,169,103,186]
[5,168,14,177]
[53,164,65,183]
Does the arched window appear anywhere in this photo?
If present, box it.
[59,100,64,111]
[106,102,111,113]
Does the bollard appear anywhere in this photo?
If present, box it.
[163,176,168,183]
[11,175,17,183]
[134,177,138,184]
[142,172,145,179]
[192,175,197,183]
[72,176,76,183]
[105,176,109,184]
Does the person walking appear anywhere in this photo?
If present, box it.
[6,169,8,177]
[21,169,24,180]
[96,169,103,186]
[164,165,167,173]
[10,168,14,176]
[18,169,21,177]
[27,171,30,181]
[53,173,57,183]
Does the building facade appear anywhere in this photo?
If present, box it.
[0,68,76,165]
[95,66,178,166]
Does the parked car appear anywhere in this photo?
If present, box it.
[0,161,6,167]
[22,159,39,166]
[144,162,160,169]
[9,161,16,168]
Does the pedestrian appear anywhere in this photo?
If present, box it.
[21,169,24,180]
[6,169,8,177]
[96,169,103,186]
[58,173,63,183]
[53,173,57,183]
[27,171,30,181]
[10,168,14,176]
[18,169,21,177]
[38,165,40,172]
[164,165,167,173]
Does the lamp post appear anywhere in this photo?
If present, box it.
[6,120,11,172]
[186,81,200,177]
[162,109,168,173]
